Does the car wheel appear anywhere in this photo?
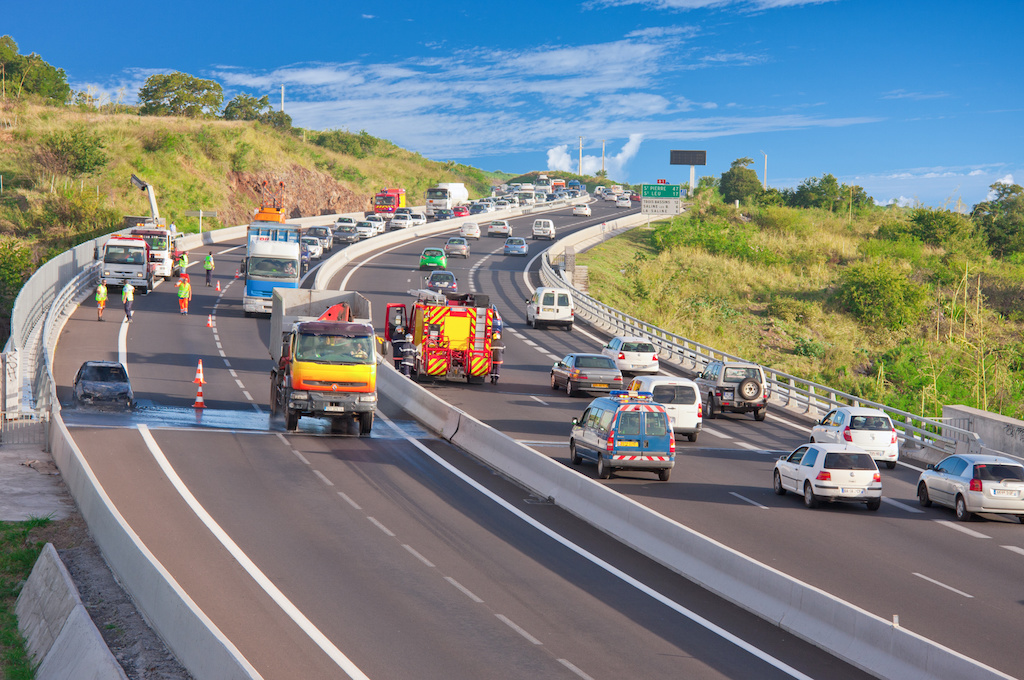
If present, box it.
[739,377,762,401]
[569,440,581,465]
[706,395,716,419]
[596,454,611,479]
[885,460,897,469]
[285,408,299,431]
[866,497,881,511]
[687,433,697,443]
[754,407,766,422]
[358,412,373,436]
[955,495,972,522]
[773,470,786,496]
[550,373,559,390]
[565,380,575,397]
[918,483,932,507]
[803,482,818,508]
[658,468,671,482]
[565,323,573,332]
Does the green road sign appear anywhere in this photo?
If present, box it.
[641,184,680,199]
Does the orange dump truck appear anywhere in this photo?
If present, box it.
[269,289,377,434]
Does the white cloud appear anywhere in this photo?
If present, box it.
[986,174,1016,199]
[546,134,644,179]
[881,89,950,101]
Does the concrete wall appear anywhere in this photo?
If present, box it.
[943,404,1024,462]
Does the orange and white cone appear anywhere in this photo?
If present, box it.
[215,280,221,292]
[206,314,213,328]
[193,359,205,385]
[193,383,206,408]
[234,269,240,278]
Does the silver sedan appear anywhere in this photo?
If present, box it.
[550,353,624,397]
[917,454,1024,522]
[444,237,470,259]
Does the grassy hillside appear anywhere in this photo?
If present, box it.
[0,100,510,340]
[579,193,1024,420]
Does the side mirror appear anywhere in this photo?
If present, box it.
[779,455,788,461]
[571,418,579,426]
[926,464,936,471]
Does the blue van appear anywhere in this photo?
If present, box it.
[569,391,676,481]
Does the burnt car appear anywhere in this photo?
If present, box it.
[72,361,134,410]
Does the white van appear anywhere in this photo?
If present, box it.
[627,375,702,442]
[526,287,574,330]
[532,219,555,240]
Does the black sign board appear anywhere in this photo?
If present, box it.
[670,150,707,166]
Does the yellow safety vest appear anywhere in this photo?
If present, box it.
[122,285,134,302]
[95,285,107,302]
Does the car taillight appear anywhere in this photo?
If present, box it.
[606,432,615,452]
[970,478,983,492]
[872,472,881,483]
[891,428,898,444]
[816,471,831,481]
[842,426,853,442]
[697,402,703,417]
[617,352,625,360]
[612,376,622,382]
[669,435,676,454]
[652,354,658,362]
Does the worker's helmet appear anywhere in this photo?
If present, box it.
[405,334,413,342]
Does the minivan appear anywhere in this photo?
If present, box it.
[627,376,702,442]
[531,219,555,240]
[570,391,675,481]
[526,287,573,330]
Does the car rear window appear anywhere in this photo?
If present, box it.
[616,412,641,436]
[557,293,570,306]
[974,464,1024,482]
[644,411,669,436]
[723,367,760,383]
[823,452,877,470]
[577,356,616,369]
[651,385,697,405]
[541,292,555,305]
[849,415,892,430]
[622,342,655,353]
[423,249,443,257]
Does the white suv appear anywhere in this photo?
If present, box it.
[810,407,899,469]
[694,360,769,421]
[389,213,414,230]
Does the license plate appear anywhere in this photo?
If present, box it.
[591,383,608,388]
[618,440,639,447]
[992,489,1017,497]
[324,405,347,413]
[839,488,864,495]
[632,364,647,369]
[542,307,555,312]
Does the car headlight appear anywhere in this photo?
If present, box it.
[291,391,308,400]
[136,272,144,277]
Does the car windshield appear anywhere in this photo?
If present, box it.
[357,222,373,228]
[248,256,298,279]
[430,272,455,283]
[309,228,328,236]
[138,234,170,251]
[576,356,616,369]
[104,245,146,265]
[81,365,127,382]
[622,341,655,353]
[422,249,443,258]
[722,367,760,383]
[295,334,374,364]
[823,452,876,470]
[849,415,892,430]
[651,385,697,405]
[974,464,1024,482]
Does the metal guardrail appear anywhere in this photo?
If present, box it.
[538,223,987,461]
[0,411,49,446]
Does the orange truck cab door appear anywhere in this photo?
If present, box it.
[385,303,408,342]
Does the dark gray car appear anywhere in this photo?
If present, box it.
[550,353,623,397]
[73,361,134,410]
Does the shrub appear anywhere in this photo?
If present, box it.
[40,126,107,174]
[794,336,830,358]
[767,296,811,322]
[837,259,927,330]
[751,205,811,237]
[230,142,253,172]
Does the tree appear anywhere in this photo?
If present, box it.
[719,157,762,204]
[223,93,270,120]
[0,35,70,103]
[138,72,223,117]
[971,182,1024,257]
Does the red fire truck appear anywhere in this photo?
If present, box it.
[373,187,407,217]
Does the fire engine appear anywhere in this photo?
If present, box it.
[373,187,407,217]
[386,290,496,384]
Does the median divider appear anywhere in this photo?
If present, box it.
[377,360,1013,680]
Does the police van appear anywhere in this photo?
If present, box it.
[569,391,675,481]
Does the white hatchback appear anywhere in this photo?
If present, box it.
[487,220,512,237]
[601,336,659,375]
[459,222,481,240]
[628,375,702,442]
[810,407,899,469]
[774,443,882,511]
[573,204,592,217]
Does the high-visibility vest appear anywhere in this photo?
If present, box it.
[178,253,189,269]
[204,255,214,270]
[178,281,191,299]
[122,285,134,303]
[95,284,107,302]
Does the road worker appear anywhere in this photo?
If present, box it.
[177,251,189,276]
[177,274,192,315]
[204,252,215,286]
[122,282,134,323]
[95,279,107,322]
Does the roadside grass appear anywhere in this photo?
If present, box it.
[578,205,1024,419]
[0,517,52,680]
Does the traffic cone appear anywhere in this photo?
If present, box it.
[215,280,221,292]
[206,314,213,328]
[193,359,205,385]
[234,269,240,278]
[193,383,206,408]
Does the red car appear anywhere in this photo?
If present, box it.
[453,205,470,217]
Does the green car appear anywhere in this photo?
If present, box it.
[419,247,447,270]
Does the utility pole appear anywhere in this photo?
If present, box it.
[578,137,583,176]
[760,150,767,190]
[602,140,606,175]
[280,85,285,112]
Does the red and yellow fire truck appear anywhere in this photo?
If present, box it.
[386,290,495,384]
[373,187,407,216]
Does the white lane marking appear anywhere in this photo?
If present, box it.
[136,425,370,679]
[402,544,436,568]
[217,245,244,254]
[292,450,310,465]
[730,492,768,509]
[703,428,733,440]
[496,614,542,645]
[229,369,238,378]
[276,433,290,446]
[530,396,550,406]
[374,412,816,679]
[445,576,484,603]
[223,359,232,367]
[337,492,362,510]
[313,470,334,486]
[557,659,596,680]
[935,520,991,539]
[235,379,245,389]
[766,413,811,433]
[242,391,254,402]
[118,317,129,369]
[516,440,565,447]
[367,516,395,537]
[250,403,262,414]
[218,349,227,357]
[881,497,924,514]
[736,442,761,451]
[1002,545,1024,556]
[912,573,973,598]
[216,342,223,349]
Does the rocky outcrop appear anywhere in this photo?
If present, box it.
[224,166,370,225]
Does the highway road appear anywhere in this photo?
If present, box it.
[49,199,1014,679]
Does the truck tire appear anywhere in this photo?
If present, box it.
[285,408,299,431]
[269,377,278,416]
[358,412,373,436]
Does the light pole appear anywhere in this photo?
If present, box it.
[760,150,767,190]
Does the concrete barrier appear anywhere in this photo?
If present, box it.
[376,365,1015,680]
[16,543,128,680]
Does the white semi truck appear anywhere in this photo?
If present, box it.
[424,183,469,218]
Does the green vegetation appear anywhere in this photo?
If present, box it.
[580,177,1024,420]
[0,517,52,679]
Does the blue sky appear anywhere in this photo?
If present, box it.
[7,0,1022,209]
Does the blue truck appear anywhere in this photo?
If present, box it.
[242,219,302,317]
